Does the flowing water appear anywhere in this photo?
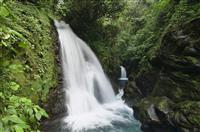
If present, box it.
[54,20,142,132]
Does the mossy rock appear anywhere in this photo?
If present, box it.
[135,96,174,123]
[134,96,178,132]
[132,18,200,132]
[170,101,200,130]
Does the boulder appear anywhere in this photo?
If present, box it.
[134,96,177,132]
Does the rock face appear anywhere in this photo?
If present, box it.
[41,26,68,131]
[126,18,200,132]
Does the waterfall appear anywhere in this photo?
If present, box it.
[54,20,142,132]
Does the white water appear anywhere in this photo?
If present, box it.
[120,66,127,79]
[54,20,142,132]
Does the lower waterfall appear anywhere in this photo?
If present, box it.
[54,20,142,132]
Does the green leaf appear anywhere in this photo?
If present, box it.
[0,6,9,17]
[16,123,29,129]
[1,41,7,46]
[0,120,3,129]
[7,107,17,114]
[39,109,48,118]
[3,34,10,40]
[0,126,4,132]
[9,115,25,124]
[14,125,24,132]
[8,29,23,39]
[18,41,28,49]
[35,113,41,120]
[8,64,23,73]
[20,97,31,104]
[29,115,35,123]
[33,107,38,113]
[0,92,4,98]
[9,95,19,102]
[9,82,20,91]
[27,109,33,116]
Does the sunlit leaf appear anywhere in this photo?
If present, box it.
[9,115,25,124]
[9,82,20,91]
[27,109,33,116]
[40,109,48,118]
[0,6,9,17]
[18,41,28,49]
[14,125,24,132]
[3,34,10,39]
[35,113,41,120]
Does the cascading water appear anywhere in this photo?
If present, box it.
[54,20,142,132]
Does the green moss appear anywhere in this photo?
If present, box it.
[0,1,58,102]
[171,101,200,128]
[125,0,200,74]
[0,0,59,130]
[185,56,199,64]
[136,96,173,122]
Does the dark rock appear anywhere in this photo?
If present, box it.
[134,96,178,132]
[45,88,67,117]
[183,47,200,57]
[135,71,159,96]
[41,22,67,130]
[147,104,160,122]
[125,80,143,106]
[127,18,200,132]
[169,101,200,131]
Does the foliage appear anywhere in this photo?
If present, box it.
[55,0,125,75]
[1,0,199,131]
[123,0,200,71]
[82,0,200,74]
[0,0,58,131]
[0,95,48,131]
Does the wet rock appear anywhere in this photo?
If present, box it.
[41,23,67,130]
[134,96,177,132]
[147,104,160,122]
[45,88,67,117]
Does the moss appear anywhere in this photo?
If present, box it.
[0,1,59,105]
[171,101,200,128]
[185,56,199,64]
[0,1,61,130]
[136,96,173,122]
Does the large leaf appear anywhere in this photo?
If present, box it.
[14,125,24,132]
[39,109,48,118]
[0,6,9,17]
[9,115,25,124]
[16,123,29,129]
[27,109,33,116]
[35,113,41,121]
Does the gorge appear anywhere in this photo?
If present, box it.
[0,0,199,132]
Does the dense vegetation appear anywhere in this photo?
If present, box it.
[0,0,199,131]
[0,0,58,131]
